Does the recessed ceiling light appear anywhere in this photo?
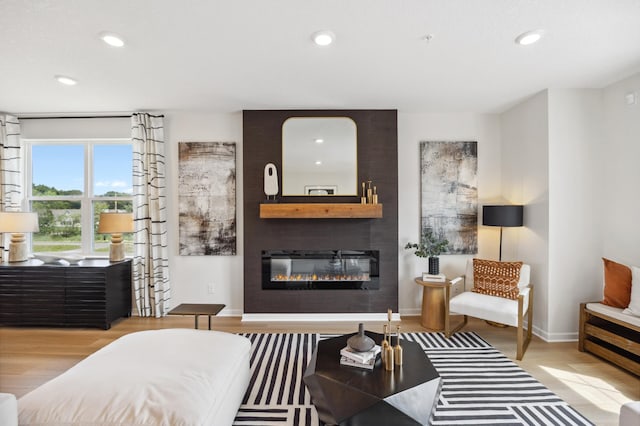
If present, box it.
[314,138,324,144]
[100,32,125,47]
[315,160,322,165]
[312,30,335,46]
[54,75,77,86]
[515,29,544,46]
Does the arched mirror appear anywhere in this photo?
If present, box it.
[282,117,357,196]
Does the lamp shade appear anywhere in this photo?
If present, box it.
[482,205,523,227]
[0,212,40,233]
[98,212,134,234]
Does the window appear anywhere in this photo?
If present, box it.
[26,139,133,256]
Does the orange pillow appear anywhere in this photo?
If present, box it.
[602,258,632,308]
[472,258,523,300]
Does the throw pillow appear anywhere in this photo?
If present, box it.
[602,258,632,308]
[622,266,640,317]
[472,258,523,300]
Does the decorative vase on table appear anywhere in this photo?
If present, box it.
[347,323,375,352]
[428,256,439,275]
[404,227,449,277]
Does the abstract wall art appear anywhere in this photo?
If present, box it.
[420,141,478,254]
[178,141,236,255]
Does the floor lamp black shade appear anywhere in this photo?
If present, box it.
[482,205,524,261]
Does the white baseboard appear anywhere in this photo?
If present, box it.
[532,325,578,342]
[399,308,421,316]
[217,308,243,317]
[241,312,402,322]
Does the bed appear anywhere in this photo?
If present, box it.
[18,329,251,426]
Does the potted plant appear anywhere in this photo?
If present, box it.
[404,228,449,275]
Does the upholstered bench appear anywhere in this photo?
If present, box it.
[18,329,251,426]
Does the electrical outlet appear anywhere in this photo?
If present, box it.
[207,282,215,294]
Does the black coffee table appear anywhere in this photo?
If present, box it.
[303,331,442,426]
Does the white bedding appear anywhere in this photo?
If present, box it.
[18,329,251,426]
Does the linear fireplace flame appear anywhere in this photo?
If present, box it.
[262,250,379,290]
[272,273,371,282]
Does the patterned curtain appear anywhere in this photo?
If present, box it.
[131,113,171,317]
[0,114,22,261]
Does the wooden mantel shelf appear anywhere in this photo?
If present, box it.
[260,203,383,219]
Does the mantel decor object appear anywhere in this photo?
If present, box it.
[0,211,39,262]
[347,323,375,352]
[360,180,379,205]
[264,163,279,202]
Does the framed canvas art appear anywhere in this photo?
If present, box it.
[178,141,236,255]
[420,141,478,254]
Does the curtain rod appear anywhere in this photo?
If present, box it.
[18,114,164,120]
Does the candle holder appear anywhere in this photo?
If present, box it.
[394,325,403,366]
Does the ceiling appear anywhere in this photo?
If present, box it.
[2,0,640,115]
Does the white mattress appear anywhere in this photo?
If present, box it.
[18,329,251,426]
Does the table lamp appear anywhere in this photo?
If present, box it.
[482,205,523,261]
[0,211,40,262]
[98,212,134,262]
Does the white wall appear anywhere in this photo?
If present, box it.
[500,76,640,341]
[163,112,244,315]
[500,91,550,337]
[601,73,640,267]
[547,89,603,341]
[397,113,502,315]
[21,117,131,139]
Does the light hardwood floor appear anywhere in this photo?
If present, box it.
[1,315,638,425]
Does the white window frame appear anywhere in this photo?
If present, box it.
[24,138,132,255]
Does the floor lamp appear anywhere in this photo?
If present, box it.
[482,205,524,261]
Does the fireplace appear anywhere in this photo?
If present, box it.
[243,110,398,315]
[262,250,379,290]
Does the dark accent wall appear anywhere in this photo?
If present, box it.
[243,110,398,314]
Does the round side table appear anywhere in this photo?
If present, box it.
[414,277,449,331]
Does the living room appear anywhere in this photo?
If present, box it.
[1,1,639,425]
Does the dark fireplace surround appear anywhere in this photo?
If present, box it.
[243,110,398,314]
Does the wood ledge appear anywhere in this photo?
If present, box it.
[260,203,383,219]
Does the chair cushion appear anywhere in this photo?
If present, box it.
[450,288,530,327]
[472,259,523,300]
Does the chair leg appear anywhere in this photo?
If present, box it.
[516,288,534,361]
[444,286,467,338]
[527,286,534,343]
[517,313,524,360]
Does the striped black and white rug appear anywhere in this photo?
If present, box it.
[233,332,592,426]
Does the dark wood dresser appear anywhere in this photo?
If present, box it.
[0,259,131,329]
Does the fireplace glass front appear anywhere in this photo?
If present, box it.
[262,250,379,290]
